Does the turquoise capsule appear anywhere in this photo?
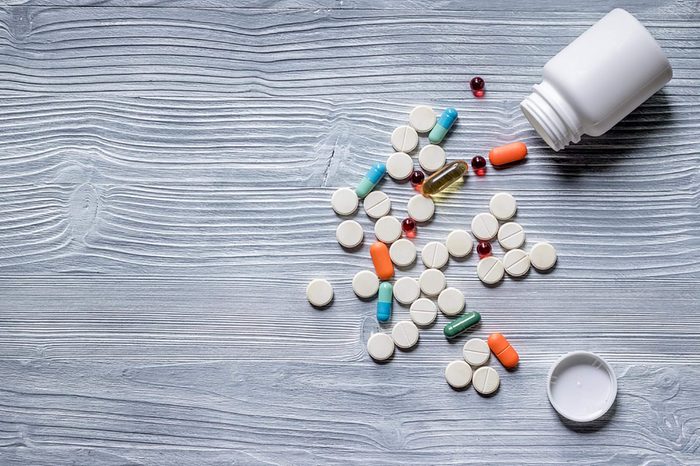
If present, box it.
[356,163,386,199]
[443,311,481,338]
[376,281,393,322]
[428,107,458,144]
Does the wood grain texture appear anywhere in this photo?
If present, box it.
[0,2,699,464]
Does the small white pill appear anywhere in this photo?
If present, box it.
[363,191,391,219]
[418,145,446,172]
[530,241,558,271]
[503,249,531,277]
[393,277,420,305]
[407,194,435,223]
[386,151,414,180]
[463,338,490,367]
[419,268,446,297]
[306,279,333,307]
[367,333,394,361]
[374,216,402,244]
[473,366,500,395]
[489,192,517,220]
[421,241,449,269]
[389,238,417,267]
[471,213,499,240]
[445,230,473,258]
[409,298,438,326]
[391,320,420,349]
[477,256,504,285]
[336,220,364,248]
[437,287,465,316]
[331,187,359,216]
[391,125,419,152]
[498,222,525,250]
[409,105,436,133]
[445,360,473,389]
[352,270,380,298]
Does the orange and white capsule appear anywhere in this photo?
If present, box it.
[489,142,527,166]
[488,332,519,369]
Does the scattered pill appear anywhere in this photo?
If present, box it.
[489,192,517,220]
[445,230,473,258]
[391,125,419,152]
[489,142,527,166]
[386,151,414,180]
[336,220,364,248]
[463,338,490,367]
[437,287,465,316]
[409,105,437,133]
[471,212,499,240]
[370,242,394,280]
[421,241,449,269]
[393,277,421,305]
[497,222,525,250]
[428,107,458,144]
[419,145,446,172]
[421,160,468,195]
[472,366,500,395]
[419,268,446,297]
[389,238,417,267]
[363,190,391,219]
[470,156,487,177]
[476,240,492,259]
[477,256,505,284]
[407,194,435,222]
[331,187,359,216]
[306,279,333,307]
[374,216,402,244]
[530,241,558,271]
[488,332,519,369]
[410,170,425,187]
[503,249,531,277]
[367,332,394,361]
[409,298,438,326]
[443,311,480,338]
[401,217,417,238]
[445,360,473,389]
[356,163,386,199]
[470,76,485,98]
[352,270,380,298]
[377,281,393,322]
[391,320,420,349]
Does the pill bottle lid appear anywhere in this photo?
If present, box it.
[547,351,617,423]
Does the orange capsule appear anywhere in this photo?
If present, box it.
[489,142,527,166]
[370,242,394,280]
[488,333,519,369]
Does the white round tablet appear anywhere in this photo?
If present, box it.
[363,190,391,219]
[421,241,449,269]
[407,194,435,223]
[352,270,380,298]
[306,279,333,307]
[476,256,505,285]
[409,105,436,133]
[445,360,473,389]
[389,238,417,267]
[419,268,446,297]
[374,216,402,244]
[331,187,359,216]
[418,145,446,172]
[445,230,473,258]
[498,222,525,250]
[530,241,558,271]
[336,220,364,248]
[503,249,531,277]
[391,125,419,153]
[473,366,500,395]
[393,277,420,305]
[409,298,438,326]
[463,338,490,367]
[437,287,465,316]
[471,213,499,240]
[391,320,420,349]
[386,152,414,180]
[367,333,394,361]
[489,192,517,220]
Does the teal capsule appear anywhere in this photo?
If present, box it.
[356,163,386,199]
[428,107,458,144]
[376,281,393,322]
[443,311,481,338]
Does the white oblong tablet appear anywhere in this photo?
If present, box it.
[421,241,449,269]
[498,222,525,250]
[306,279,333,307]
[367,333,394,361]
[391,320,420,349]
[409,105,436,133]
[331,187,359,216]
[391,125,419,152]
[530,242,557,271]
[389,238,416,267]
[393,277,420,305]
[419,268,446,297]
[386,151,414,180]
[471,213,499,241]
[374,216,402,244]
[445,360,473,389]
[477,256,504,285]
[352,270,380,298]
[503,249,531,277]
[363,190,391,219]
[437,287,465,316]
[407,194,435,223]
[463,338,490,367]
[418,145,446,172]
[445,229,473,258]
[489,192,517,220]
[473,366,500,395]
[409,298,437,326]
[336,220,364,248]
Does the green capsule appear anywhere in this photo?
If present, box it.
[443,311,481,338]
[421,160,468,195]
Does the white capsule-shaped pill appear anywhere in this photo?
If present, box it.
[489,192,517,220]
[389,238,417,267]
[391,125,419,152]
[336,220,364,248]
[419,144,446,172]
[409,105,436,133]
[498,222,525,250]
[391,320,420,349]
[410,298,438,326]
[530,241,558,271]
[463,338,490,367]
[419,268,446,297]
[352,270,380,298]
[363,190,391,219]
[477,256,505,285]
[473,366,500,395]
[471,213,499,240]
[445,229,473,258]
[445,360,473,389]
[367,333,394,361]
[331,187,359,216]
[393,277,420,305]
[386,151,414,180]
[421,241,449,269]
[374,216,402,244]
[407,194,435,223]
[503,249,531,277]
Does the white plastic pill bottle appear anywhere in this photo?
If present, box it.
[520,9,672,151]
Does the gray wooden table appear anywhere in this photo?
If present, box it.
[1,1,698,464]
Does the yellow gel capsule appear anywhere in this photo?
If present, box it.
[421,160,468,195]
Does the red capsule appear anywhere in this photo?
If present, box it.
[410,170,425,188]
[471,156,487,176]
[470,76,485,98]
[476,241,492,258]
[401,218,417,238]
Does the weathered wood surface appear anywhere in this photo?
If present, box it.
[0,2,698,464]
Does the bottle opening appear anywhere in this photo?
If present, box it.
[520,82,582,152]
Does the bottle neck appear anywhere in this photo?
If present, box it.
[520,80,582,151]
